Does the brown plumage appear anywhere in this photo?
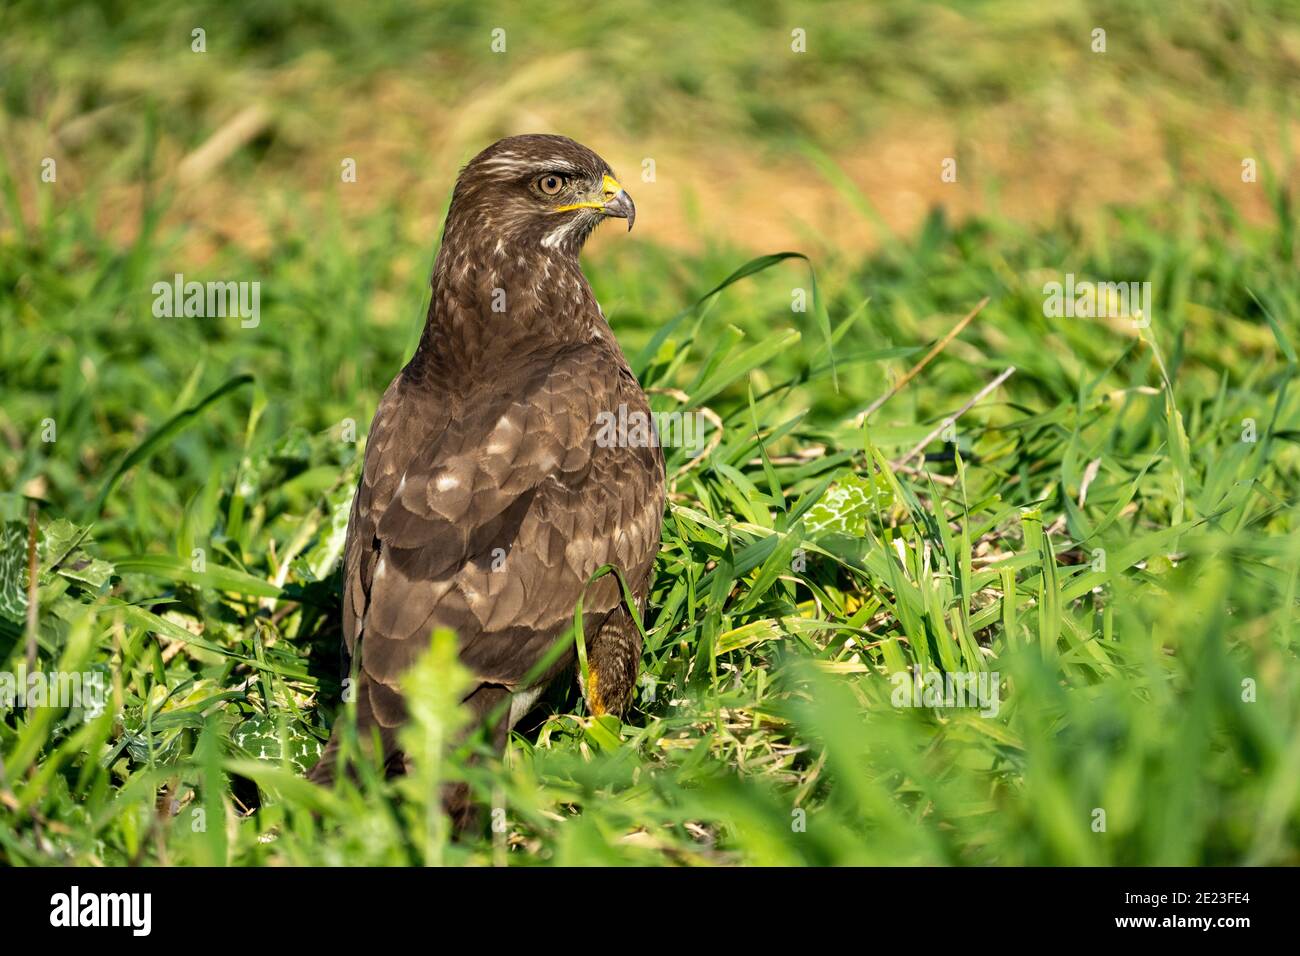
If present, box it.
[309,135,665,819]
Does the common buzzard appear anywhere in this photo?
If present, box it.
[309,135,665,822]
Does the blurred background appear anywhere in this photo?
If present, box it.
[3,1,1293,254]
[2,0,1296,446]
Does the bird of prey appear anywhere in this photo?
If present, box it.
[309,135,665,821]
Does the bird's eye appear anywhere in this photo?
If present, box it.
[536,174,566,196]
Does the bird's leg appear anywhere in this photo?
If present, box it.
[584,606,643,717]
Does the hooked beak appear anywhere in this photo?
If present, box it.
[601,175,636,232]
[554,174,635,232]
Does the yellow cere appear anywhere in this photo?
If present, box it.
[553,174,624,213]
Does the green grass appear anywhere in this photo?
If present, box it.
[1,0,1299,866]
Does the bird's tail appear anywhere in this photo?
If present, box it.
[307,678,512,835]
[306,670,402,787]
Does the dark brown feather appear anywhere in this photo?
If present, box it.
[310,135,665,800]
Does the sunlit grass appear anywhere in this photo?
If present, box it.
[1,0,1298,866]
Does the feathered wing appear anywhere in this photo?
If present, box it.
[313,345,663,779]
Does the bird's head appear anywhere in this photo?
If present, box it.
[445,134,635,257]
